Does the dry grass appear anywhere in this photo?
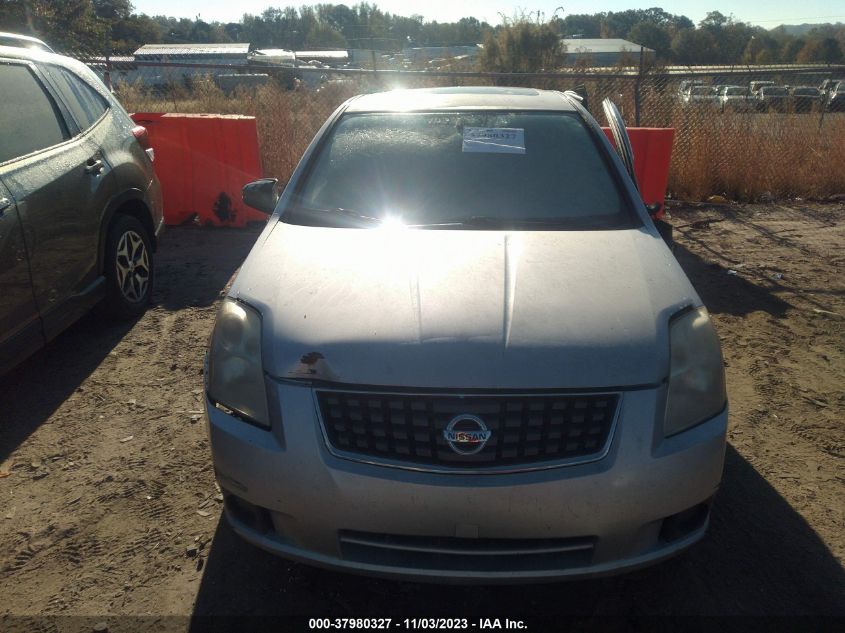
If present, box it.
[661,105,845,201]
[118,77,342,179]
[117,77,845,201]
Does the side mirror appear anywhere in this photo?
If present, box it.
[242,178,280,215]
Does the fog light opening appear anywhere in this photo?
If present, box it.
[223,492,273,535]
[659,501,710,543]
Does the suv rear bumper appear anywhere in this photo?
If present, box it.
[145,176,164,243]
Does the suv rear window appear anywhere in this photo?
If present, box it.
[289,111,634,230]
[0,63,68,163]
[45,66,108,132]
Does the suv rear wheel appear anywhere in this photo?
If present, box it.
[101,215,154,319]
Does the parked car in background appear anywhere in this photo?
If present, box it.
[0,31,54,53]
[676,79,703,100]
[718,85,752,112]
[819,78,844,100]
[682,85,719,107]
[206,87,728,582]
[317,77,356,93]
[827,81,845,111]
[790,86,823,113]
[0,45,163,375]
[758,85,790,112]
[749,80,776,97]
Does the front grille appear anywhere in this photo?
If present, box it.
[316,390,619,469]
[339,530,595,572]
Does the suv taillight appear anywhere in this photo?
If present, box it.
[131,125,154,162]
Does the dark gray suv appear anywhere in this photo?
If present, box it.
[0,45,163,375]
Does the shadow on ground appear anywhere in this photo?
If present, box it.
[672,203,845,315]
[189,446,845,621]
[0,226,261,461]
[153,225,263,311]
[0,313,136,463]
[673,242,791,318]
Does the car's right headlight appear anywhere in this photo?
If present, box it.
[207,298,270,428]
[664,306,727,436]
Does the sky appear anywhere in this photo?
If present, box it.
[131,0,845,29]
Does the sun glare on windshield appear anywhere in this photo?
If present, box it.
[379,215,407,230]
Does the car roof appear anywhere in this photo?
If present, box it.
[0,44,97,76]
[0,31,54,53]
[0,43,62,62]
[0,45,118,104]
[345,87,577,112]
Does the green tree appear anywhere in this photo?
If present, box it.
[0,0,104,52]
[722,22,757,63]
[781,37,805,62]
[671,28,720,65]
[755,48,775,64]
[818,37,844,62]
[317,3,357,35]
[742,32,780,64]
[110,14,161,52]
[92,0,132,22]
[189,19,214,43]
[559,13,602,38]
[306,22,347,48]
[456,17,483,44]
[628,21,671,59]
[699,11,729,30]
[389,14,423,46]
[479,17,564,73]
[601,11,640,38]
[797,37,844,62]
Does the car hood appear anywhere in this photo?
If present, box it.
[234,222,699,389]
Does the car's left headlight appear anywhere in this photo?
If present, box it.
[207,298,270,428]
[664,307,727,436]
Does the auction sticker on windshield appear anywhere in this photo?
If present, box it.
[462,127,526,154]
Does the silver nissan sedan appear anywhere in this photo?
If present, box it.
[204,87,728,582]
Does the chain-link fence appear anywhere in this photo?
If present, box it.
[79,51,845,201]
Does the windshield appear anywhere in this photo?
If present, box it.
[287,111,635,230]
[762,87,788,96]
[725,87,746,96]
[691,87,716,96]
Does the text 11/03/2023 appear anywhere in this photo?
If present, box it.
[308,618,528,630]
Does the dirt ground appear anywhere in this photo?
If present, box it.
[1,203,843,629]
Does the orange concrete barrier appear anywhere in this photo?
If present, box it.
[602,127,674,219]
[130,113,266,227]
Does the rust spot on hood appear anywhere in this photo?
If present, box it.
[289,351,339,381]
[300,352,325,366]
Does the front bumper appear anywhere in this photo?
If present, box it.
[206,382,727,582]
